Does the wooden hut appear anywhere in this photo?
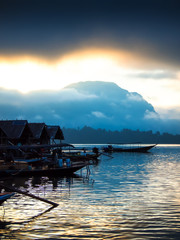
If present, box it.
[28,123,50,144]
[0,120,33,145]
[0,127,7,145]
[46,125,64,144]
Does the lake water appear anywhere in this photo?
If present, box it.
[0,144,180,239]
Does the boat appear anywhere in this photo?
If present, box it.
[0,143,89,177]
[62,151,101,163]
[0,162,87,177]
[103,144,157,153]
[0,143,74,161]
[0,143,74,151]
[14,156,48,165]
[0,192,15,205]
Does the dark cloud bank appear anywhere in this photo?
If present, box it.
[0,81,180,134]
[1,0,180,66]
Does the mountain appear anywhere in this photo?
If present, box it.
[64,81,158,130]
[0,81,180,133]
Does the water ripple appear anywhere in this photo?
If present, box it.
[0,145,180,239]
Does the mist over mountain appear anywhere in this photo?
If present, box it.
[65,81,158,130]
[0,81,180,134]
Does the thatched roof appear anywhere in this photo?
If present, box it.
[0,120,29,139]
[46,125,64,140]
[28,123,47,139]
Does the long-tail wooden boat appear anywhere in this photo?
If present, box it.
[0,143,74,151]
[0,192,15,205]
[62,151,101,163]
[103,144,157,153]
[0,143,74,162]
[0,142,89,177]
[0,162,87,177]
[13,156,48,165]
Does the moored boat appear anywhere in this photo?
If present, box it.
[0,143,89,177]
[0,162,87,177]
[62,151,101,163]
[0,192,15,205]
[13,156,48,166]
[103,144,157,153]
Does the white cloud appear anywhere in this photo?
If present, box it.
[144,110,159,120]
[126,93,143,102]
[130,70,177,79]
[156,107,180,120]
[92,111,108,119]
[60,89,98,101]
[52,113,62,119]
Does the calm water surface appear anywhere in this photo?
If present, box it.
[0,145,180,239]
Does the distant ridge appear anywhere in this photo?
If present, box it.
[62,126,180,144]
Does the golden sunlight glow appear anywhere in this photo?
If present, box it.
[0,49,130,93]
[0,48,179,110]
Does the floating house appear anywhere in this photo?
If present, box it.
[28,123,50,144]
[0,120,33,145]
[0,127,7,145]
[0,120,64,146]
[46,125,64,144]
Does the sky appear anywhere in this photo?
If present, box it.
[0,0,180,121]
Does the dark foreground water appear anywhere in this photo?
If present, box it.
[0,145,180,239]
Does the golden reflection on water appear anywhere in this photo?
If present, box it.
[0,146,180,239]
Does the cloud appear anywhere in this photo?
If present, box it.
[51,110,62,120]
[144,110,159,120]
[0,88,98,105]
[0,81,180,134]
[60,89,98,101]
[91,111,110,119]
[0,0,180,67]
[126,93,143,102]
[131,70,178,79]
[156,108,180,120]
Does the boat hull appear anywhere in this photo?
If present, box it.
[0,164,86,177]
[103,144,156,153]
[0,192,15,205]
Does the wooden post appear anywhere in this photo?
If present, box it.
[0,183,58,207]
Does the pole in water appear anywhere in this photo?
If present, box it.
[0,183,58,207]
